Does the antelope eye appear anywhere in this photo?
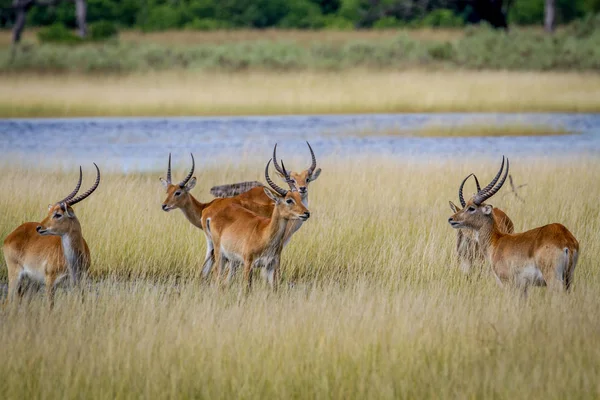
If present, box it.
[467,206,476,212]
[174,191,182,196]
[53,213,62,219]
[286,199,294,205]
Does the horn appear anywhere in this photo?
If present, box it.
[306,141,317,175]
[66,163,101,207]
[473,157,509,205]
[478,156,504,197]
[56,166,82,204]
[472,174,482,192]
[457,173,475,208]
[272,143,295,190]
[178,153,195,188]
[166,153,172,184]
[264,159,287,197]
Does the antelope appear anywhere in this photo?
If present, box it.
[448,157,579,295]
[160,153,277,278]
[207,159,310,292]
[161,143,320,279]
[3,164,100,307]
[449,173,514,274]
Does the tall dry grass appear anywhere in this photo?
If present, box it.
[2,70,600,118]
[1,155,600,398]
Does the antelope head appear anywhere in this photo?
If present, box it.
[264,159,310,221]
[448,157,509,230]
[272,141,321,196]
[448,173,482,213]
[160,153,197,212]
[37,163,101,236]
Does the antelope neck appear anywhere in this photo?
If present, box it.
[179,195,205,229]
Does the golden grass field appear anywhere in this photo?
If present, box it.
[2,70,600,118]
[1,155,600,398]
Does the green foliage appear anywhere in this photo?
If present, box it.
[37,23,82,44]
[279,0,324,29]
[185,18,232,31]
[420,9,464,27]
[88,20,118,41]
[14,0,599,31]
[322,15,355,30]
[372,16,403,29]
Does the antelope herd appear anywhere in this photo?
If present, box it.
[2,143,580,307]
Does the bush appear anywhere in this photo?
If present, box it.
[372,16,403,29]
[278,0,324,29]
[37,23,82,44]
[420,9,464,28]
[88,20,118,41]
[428,41,455,60]
[185,18,233,31]
[322,15,355,30]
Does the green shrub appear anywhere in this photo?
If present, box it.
[140,5,186,32]
[322,15,355,30]
[420,9,464,28]
[88,20,118,41]
[565,13,600,37]
[37,23,82,44]
[372,16,403,29]
[185,18,232,31]
[278,0,324,29]
[428,41,455,60]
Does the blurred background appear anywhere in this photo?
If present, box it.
[0,0,599,170]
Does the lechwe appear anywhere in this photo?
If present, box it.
[160,153,280,278]
[207,159,310,292]
[161,144,320,279]
[3,164,100,307]
[449,173,514,273]
[448,157,578,295]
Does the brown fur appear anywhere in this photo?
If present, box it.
[4,204,91,308]
[449,201,514,273]
[449,199,579,294]
[161,164,321,280]
[208,189,309,292]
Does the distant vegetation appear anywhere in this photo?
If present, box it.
[2,17,599,73]
[1,0,599,31]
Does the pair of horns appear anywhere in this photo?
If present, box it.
[166,153,195,188]
[265,159,289,197]
[272,141,317,177]
[458,156,510,207]
[56,163,101,207]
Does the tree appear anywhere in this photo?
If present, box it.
[11,0,87,45]
[545,0,555,32]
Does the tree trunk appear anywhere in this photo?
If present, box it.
[75,0,87,38]
[544,0,555,33]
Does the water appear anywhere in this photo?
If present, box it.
[1,113,599,172]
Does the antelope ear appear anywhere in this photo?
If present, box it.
[310,168,322,181]
[482,204,493,215]
[263,188,281,204]
[449,201,459,213]
[160,177,169,190]
[185,177,197,191]
[65,206,76,218]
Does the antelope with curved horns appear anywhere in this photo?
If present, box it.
[448,157,579,295]
[210,141,321,199]
[160,153,279,278]
[200,142,320,277]
[449,173,514,274]
[207,159,310,292]
[3,164,101,308]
